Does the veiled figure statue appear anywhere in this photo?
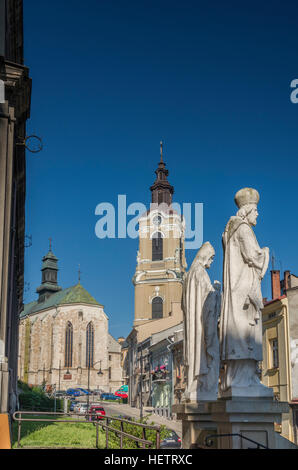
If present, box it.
[182,242,221,401]
[220,187,271,396]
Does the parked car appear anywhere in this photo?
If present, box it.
[114,391,128,399]
[55,390,65,398]
[66,388,81,397]
[100,393,119,401]
[114,414,133,421]
[77,403,89,414]
[160,430,182,449]
[77,388,91,395]
[69,400,77,412]
[117,385,128,392]
[73,402,82,413]
[86,405,106,421]
[92,389,104,396]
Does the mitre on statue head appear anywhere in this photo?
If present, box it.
[234,187,260,209]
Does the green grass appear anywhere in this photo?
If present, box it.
[11,415,106,449]
[11,414,169,449]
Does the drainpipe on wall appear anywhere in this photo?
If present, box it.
[166,336,175,419]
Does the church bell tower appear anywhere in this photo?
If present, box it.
[36,241,62,303]
[132,143,186,327]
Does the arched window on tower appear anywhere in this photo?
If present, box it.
[86,322,94,368]
[65,322,73,368]
[152,232,163,261]
[152,297,163,319]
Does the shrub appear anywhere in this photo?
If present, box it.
[106,416,171,449]
[18,381,63,412]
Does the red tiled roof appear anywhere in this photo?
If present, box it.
[263,295,286,306]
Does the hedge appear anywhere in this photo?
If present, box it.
[18,381,63,412]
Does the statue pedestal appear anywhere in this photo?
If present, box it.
[172,402,218,449]
[173,397,296,449]
[219,383,274,399]
[211,396,289,449]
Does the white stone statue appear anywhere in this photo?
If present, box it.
[182,242,221,401]
[219,187,271,397]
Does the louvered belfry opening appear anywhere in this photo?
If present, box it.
[152,297,163,319]
[152,232,163,261]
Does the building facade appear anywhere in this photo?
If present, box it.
[18,248,123,393]
[149,323,183,418]
[0,0,31,415]
[170,327,186,407]
[262,269,298,444]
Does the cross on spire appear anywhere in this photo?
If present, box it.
[160,140,163,162]
[49,237,52,251]
[150,140,174,205]
[78,264,81,284]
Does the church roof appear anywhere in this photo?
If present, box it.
[20,283,102,319]
[108,334,121,353]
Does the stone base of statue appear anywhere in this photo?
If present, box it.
[219,382,274,399]
[172,401,218,449]
[173,395,297,449]
[210,396,295,449]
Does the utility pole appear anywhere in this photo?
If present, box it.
[87,361,103,413]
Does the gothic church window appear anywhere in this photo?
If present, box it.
[152,297,163,319]
[86,322,94,367]
[152,232,163,261]
[65,322,73,368]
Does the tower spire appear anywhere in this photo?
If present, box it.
[150,141,174,205]
[36,243,62,302]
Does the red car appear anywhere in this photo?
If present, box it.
[114,391,128,399]
[86,405,106,421]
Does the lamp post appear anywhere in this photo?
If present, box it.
[53,383,56,413]
[140,348,143,420]
[87,360,103,413]
[58,361,61,391]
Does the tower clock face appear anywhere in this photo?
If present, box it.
[153,215,162,226]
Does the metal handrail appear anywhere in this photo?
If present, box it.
[12,411,161,449]
[205,433,269,449]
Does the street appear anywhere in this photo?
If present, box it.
[76,397,182,437]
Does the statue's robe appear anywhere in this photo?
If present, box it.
[220,216,269,362]
[182,261,219,395]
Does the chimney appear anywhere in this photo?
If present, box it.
[271,270,281,300]
[284,271,291,291]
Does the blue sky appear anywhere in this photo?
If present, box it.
[23,0,298,339]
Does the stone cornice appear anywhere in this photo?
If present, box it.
[0,57,31,119]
